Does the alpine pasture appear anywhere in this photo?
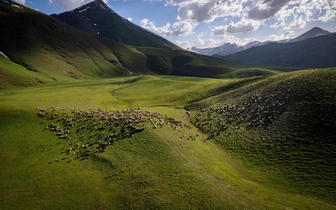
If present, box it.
[1,73,335,209]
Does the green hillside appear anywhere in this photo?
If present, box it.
[0,69,335,209]
[0,1,148,81]
[138,47,278,78]
[187,68,336,201]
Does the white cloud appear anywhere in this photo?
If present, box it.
[140,19,173,36]
[139,18,195,37]
[248,0,292,20]
[172,20,195,36]
[127,17,132,22]
[284,16,306,30]
[174,40,191,49]
[151,0,335,38]
[49,0,109,11]
[212,19,260,35]
[318,9,336,22]
[272,0,336,26]
[15,0,26,5]
[173,0,246,23]
[266,30,295,41]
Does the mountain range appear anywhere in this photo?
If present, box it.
[221,31,336,70]
[192,27,331,57]
[0,0,275,88]
[191,41,267,56]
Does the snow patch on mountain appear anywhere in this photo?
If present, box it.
[12,4,22,8]
[0,51,9,60]
[1,0,10,4]
[191,41,267,56]
[98,3,108,10]
[78,6,90,13]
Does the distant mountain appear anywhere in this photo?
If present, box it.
[51,0,180,50]
[192,27,330,57]
[191,43,242,56]
[221,32,336,69]
[288,27,330,43]
[242,41,267,49]
[191,41,267,56]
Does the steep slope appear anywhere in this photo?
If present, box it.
[187,68,336,202]
[221,33,336,69]
[0,0,149,84]
[0,56,53,88]
[51,0,180,50]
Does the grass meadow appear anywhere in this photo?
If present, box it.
[0,74,335,209]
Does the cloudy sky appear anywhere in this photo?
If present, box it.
[15,0,336,49]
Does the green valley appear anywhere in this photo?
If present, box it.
[1,0,335,209]
[0,72,335,209]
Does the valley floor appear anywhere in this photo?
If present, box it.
[0,74,335,209]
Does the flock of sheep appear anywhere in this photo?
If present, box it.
[37,86,293,163]
[190,87,293,139]
[36,107,183,163]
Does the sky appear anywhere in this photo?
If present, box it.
[15,0,336,49]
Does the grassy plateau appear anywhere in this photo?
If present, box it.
[0,70,335,209]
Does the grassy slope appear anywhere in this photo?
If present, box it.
[0,74,335,209]
[0,56,54,88]
[187,68,336,202]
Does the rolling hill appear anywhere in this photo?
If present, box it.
[221,32,336,70]
[51,0,180,50]
[1,0,335,209]
[0,70,335,209]
[186,68,336,201]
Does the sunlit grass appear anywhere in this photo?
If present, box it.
[0,73,335,209]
